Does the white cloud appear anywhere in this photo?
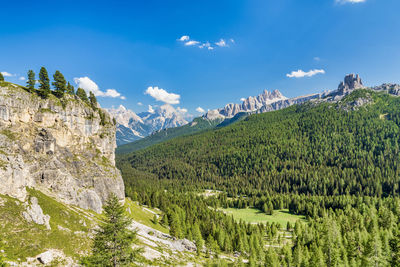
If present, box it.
[286,69,326,78]
[148,105,155,113]
[215,39,227,47]
[314,57,321,61]
[1,72,13,77]
[179,35,190,41]
[19,76,26,81]
[145,86,180,105]
[196,107,205,113]
[73,77,125,99]
[178,36,233,50]
[177,107,188,113]
[74,77,101,95]
[240,98,246,102]
[137,102,143,106]
[335,0,365,4]
[185,40,200,46]
[199,42,211,49]
[104,89,121,98]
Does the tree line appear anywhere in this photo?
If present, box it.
[1,67,98,110]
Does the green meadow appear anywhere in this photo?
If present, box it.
[221,208,306,227]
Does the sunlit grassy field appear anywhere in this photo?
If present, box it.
[124,198,169,234]
[220,208,306,227]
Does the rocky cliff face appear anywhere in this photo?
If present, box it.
[0,83,124,213]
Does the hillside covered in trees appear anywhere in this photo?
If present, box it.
[117,89,400,266]
[119,89,400,197]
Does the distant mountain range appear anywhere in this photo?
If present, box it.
[107,104,188,145]
[113,74,400,149]
[112,88,295,146]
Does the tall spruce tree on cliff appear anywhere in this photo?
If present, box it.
[83,194,141,266]
[26,70,35,92]
[38,67,50,98]
[0,72,4,82]
[89,91,98,110]
[66,82,75,95]
[52,70,67,98]
[76,87,88,102]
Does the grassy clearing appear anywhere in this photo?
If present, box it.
[0,189,94,262]
[124,198,169,234]
[220,208,306,227]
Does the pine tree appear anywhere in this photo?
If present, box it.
[26,70,35,92]
[309,243,325,267]
[52,70,67,98]
[83,194,141,266]
[390,227,400,267]
[66,82,75,95]
[265,248,280,267]
[161,214,169,226]
[0,72,4,82]
[76,87,89,102]
[38,67,50,98]
[89,91,98,109]
[152,214,158,225]
[169,212,182,238]
[192,222,204,256]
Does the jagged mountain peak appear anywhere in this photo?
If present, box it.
[205,88,288,119]
[338,73,365,95]
[108,104,188,145]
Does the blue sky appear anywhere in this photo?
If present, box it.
[1,0,400,116]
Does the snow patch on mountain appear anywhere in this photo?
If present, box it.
[108,104,188,145]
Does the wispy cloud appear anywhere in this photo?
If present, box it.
[215,39,227,47]
[178,35,233,50]
[199,42,213,50]
[137,102,143,106]
[335,0,366,4]
[240,98,246,102]
[148,105,155,113]
[313,57,321,61]
[1,71,14,77]
[19,76,26,81]
[73,77,125,99]
[178,35,190,41]
[286,69,326,78]
[177,107,188,114]
[185,40,200,46]
[145,86,180,105]
[196,107,205,113]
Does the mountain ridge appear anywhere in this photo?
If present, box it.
[108,103,188,145]
[116,74,371,153]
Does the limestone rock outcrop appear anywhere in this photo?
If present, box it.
[337,74,365,95]
[22,196,51,230]
[0,84,124,213]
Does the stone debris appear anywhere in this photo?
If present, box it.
[22,197,51,230]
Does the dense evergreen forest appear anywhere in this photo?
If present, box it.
[117,89,400,266]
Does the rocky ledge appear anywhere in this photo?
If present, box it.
[0,83,124,213]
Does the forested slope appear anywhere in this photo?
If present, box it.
[117,89,400,266]
[116,117,223,154]
[118,89,400,197]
